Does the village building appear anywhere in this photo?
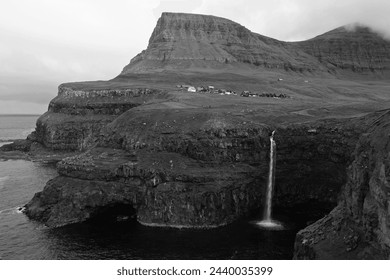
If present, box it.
[187,86,196,92]
[240,91,250,97]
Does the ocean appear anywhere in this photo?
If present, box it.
[0,115,38,144]
[0,115,327,259]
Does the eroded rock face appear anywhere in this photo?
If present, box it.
[25,112,364,228]
[25,148,263,228]
[275,120,363,205]
[33,85,168,151]
[294,111,390,259]
[34,112,115,151]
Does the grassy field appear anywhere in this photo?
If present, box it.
[59,69,390,126]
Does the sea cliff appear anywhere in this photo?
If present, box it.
[294,111,390,259]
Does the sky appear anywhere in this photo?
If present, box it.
[0,0,389,114]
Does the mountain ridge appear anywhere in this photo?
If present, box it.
[121,12,390,76]
[295,24,390,74]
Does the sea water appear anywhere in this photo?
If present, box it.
[0,115,37,144]
[0,115,329,259]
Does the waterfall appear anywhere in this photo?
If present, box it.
[254,130,283,230]
[264,130,276,221]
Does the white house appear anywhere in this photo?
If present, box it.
[187,87,196,92]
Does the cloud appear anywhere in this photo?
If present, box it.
[153,0,203,18]
[193,0,390,41]
[0,30,131,108]
[0,0,389,114]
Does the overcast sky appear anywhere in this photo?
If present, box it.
[0,0,389,114]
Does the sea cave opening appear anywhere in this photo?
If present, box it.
[87,203,137,225]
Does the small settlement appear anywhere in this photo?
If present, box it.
[176,84,235,95]
[176,84,290,99]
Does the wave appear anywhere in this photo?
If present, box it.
[0,142,12,148]
[0,206,25,215]
[0,132,32,142]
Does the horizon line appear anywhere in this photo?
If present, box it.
[0,114,41,116]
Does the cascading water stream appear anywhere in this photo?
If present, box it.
[255,130,284,230]
[264,130,276,222]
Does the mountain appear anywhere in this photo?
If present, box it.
[121,13,390,76]
[295,25,390,74]
[121,12,322,74]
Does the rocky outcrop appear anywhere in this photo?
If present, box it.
[50,86,166,116]
[34,112,115,151]
[0,139,32,152]
[294,110,390,259]
[25,147,263,228]
[32,85,168,151]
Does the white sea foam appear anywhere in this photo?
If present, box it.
[0,142,12,147]
[0,206,23,215]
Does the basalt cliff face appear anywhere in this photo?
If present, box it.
[32,85,168,151]
[294,111,390,259]
[25,111,364,228]
[5,12,389,259]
